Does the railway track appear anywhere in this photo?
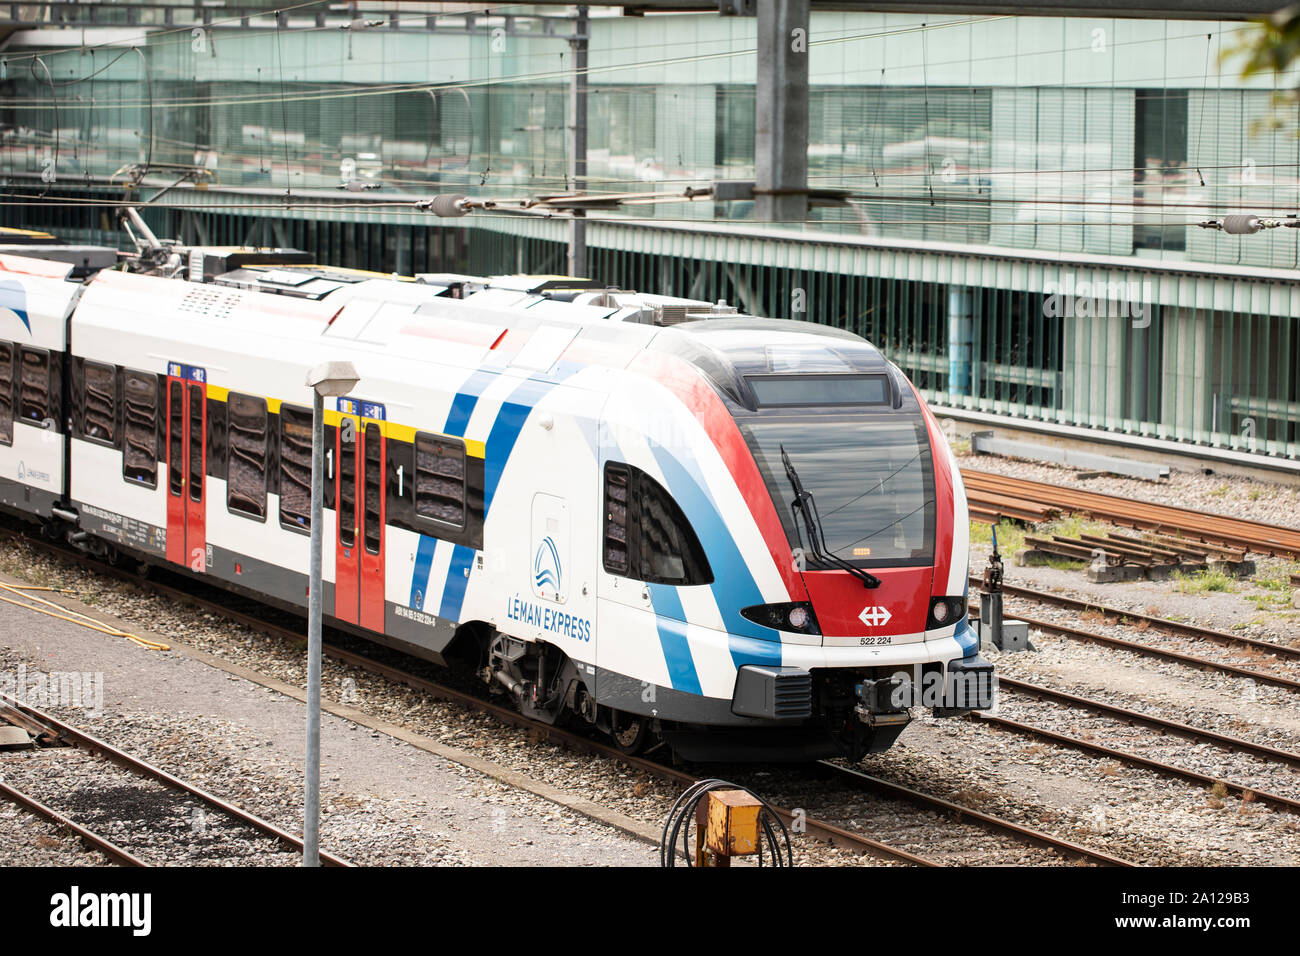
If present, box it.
[0,694,352,867]
[808,761,1132,866]
[968,576,1300,664]
[0,777,146,866]
[163,590,1126,866]
[972,580,1300,691]
[962,584,1300,815]
[0,527,1139,866]
[968,707,1300,817]
[969,596,1300,693]
[319,641,1133,866]
[962,469,1300,560]
[997,677,1300,770]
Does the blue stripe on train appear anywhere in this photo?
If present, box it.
[408,372,568,623]
[954,581,978,656]
[442,368,498,438]
[482,377,554,512]
[403,369,496,616]
[438,544,475,622]
[649,445,783,671]
[645,585,703,696]
[599,432,704,694]
[408,535,438,610]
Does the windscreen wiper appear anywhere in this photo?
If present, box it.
[780,445,881,589]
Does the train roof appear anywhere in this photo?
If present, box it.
[0,227,117,277]
[4,244,891,409]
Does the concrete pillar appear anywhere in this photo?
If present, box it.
[755,0,808,224]
[1062,301,1125,429]
[567,6,589,278]
[947,287,973,398]
[1161,307,1212,442]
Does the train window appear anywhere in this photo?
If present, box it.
[278,403,312,532]
[168,381,183,496]
[338,419,356,547]
[122,370,158,487]
[363,422,382,554]
[83,361,116,445]
[413,433,465,530]
[19,347,48,423]
[638,473,711,585]
[602,462,712,586]
[188,383,204,503]
[746,373,888,408]
[0,343,12,445]
[603,463,630,575]
[227,392,267,520]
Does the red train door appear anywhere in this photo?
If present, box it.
[333,401,386,631]
[358,420,386,632]
[164,363,207,572]
[333,410,360,625]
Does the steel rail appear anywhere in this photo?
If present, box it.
[0,778,148,866]
[815,762,1135,866]
[968,713,1300,816]
[293,637,939,867]
[0,694,352,867]
[961,469,1300,559]
[0,527,934,867]
[998,677,1300,769]
[166,586,1138,866]
[967,575,1300,662]
[5,523,1140,866]
[972,603,1300,693]
[142,575,1151,865]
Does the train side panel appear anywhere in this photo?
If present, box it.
[0,256,80,518]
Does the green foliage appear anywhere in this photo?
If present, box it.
[969,518,1026,557]
[1252,565,1299,592]
[1224,7,1300,81]
[1047,513,1110,540]
[1045,558,1088,571]
[1172,568,1238,594]
[1222,8,1300,129]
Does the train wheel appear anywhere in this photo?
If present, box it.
[609,711,649,755]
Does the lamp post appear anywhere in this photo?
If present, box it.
[302,361,359,867]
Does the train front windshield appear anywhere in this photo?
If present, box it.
[742,414,936,568]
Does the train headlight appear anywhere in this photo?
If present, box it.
[740,601,821,635]
[926,596,967,631]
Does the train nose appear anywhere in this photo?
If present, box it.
[799,566,934,646]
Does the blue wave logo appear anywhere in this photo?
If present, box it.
[0,279,31,335]
[534,535,562,594]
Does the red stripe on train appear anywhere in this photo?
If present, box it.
[910,382,955,597]
[629,351,808,602]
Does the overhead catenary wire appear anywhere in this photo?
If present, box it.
[0,196,1273,230]
[7,123,1300,191]
[4,175,1296,219]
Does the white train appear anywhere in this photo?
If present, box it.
[0,238,993,760]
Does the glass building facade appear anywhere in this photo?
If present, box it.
[3,4,1298,459]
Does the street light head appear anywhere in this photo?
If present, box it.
[306,360,360,397]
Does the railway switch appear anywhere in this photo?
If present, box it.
[978,529,1032,653]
